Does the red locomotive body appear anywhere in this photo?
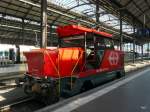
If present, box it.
[24,47,84,78]
[22,25,124,104]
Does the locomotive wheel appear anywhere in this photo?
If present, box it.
[116,71,125,79]
[23,84,32,95]
[42,84,59,105]
[80,81,94,92]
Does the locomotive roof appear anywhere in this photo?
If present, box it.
[57,25,112,38]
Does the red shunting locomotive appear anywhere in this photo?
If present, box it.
[21,25,124,104]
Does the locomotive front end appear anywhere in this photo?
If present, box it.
[21,47,84,104]
[22,48,60,104]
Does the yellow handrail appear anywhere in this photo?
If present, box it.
[44,50,61,95]
[70,51,84,89]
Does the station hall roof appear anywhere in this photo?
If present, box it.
[0,0,149,45]
[106,0,150,28]
[99,0,150,43]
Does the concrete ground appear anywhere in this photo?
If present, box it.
[71,68,150,112]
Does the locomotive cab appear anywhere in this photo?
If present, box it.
[21,25,124,104]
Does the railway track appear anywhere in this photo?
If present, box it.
[0,97,35,112]
[0,73,24,90]
[0,76,120,112]
[0,83,17,90]
[0,73,24,82]
[0,97,46,112]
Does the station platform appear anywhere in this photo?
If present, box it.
[0,64,26,74]
[71,68,150,112]
[36,63,150,112]
[0,64,26,80]
[125,60,150,72]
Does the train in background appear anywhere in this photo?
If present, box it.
[0,48,15,66]
[0,45,38,66]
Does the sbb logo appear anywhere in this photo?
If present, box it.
[108,52,119,65]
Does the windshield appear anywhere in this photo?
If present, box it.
[60,35,84,47]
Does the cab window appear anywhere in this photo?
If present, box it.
[104,38,114,49]
[60,35,84,47]
[96,37,105,49]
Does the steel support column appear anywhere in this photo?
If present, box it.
[41,0,47,48]
[119,11,123,51]
[130,43,131,51]
[22,19,25,44]
[133,25,136,63]
[133,40,135,63]
[127,43,129,52]
[139,45,140,54]
[148,43,150,58]
[15,45,20,63]
[141,44,143,61]
[49,25,53,46]
[96,0,100,29]
[130,43,132,60]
